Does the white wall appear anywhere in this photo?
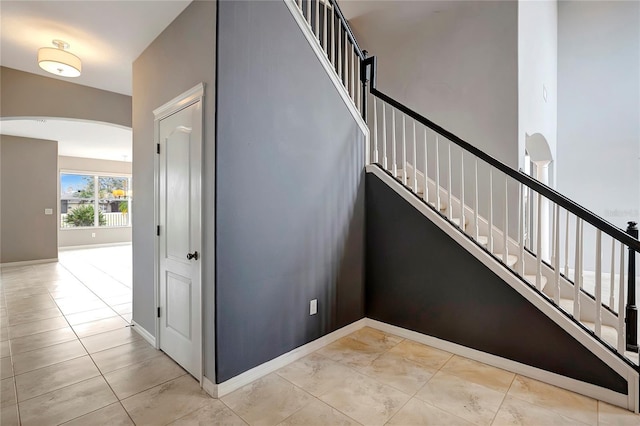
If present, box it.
[518,0,558,176]
[557,1,640,272]
[58,155,132,248]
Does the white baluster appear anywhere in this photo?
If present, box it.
[382,103,387,170]
[618,241,626,353]
[554,204,561,304]
[373,97,378,164]
[564,212,570,276]
[323,0,328,54]
[435,136,441,211]
[315,0,319,39]
[337,25,342,80]
[595,229,602,337]
[306,0,311,25]
[331,5,335,66]
[297,0,302,10]
[551,201,557,264]
[356,55,361,113]
[351,51,356,103]
[574,218,582,319]
[460,150,465,232]
[610,238,616,308]
[391,109,397,177]
[423,130,428,202]
[536,192,543,291]
[475,159,479,242]
[344,35,349,94]
[489,168,494,252]
[402,114,407,185]
[579,220,584,289]
[503,176,508,264]
[519,183,525,276]
[412,120,417,193]
[447,143,452,221]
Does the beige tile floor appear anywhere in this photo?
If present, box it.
[1,246,639,425]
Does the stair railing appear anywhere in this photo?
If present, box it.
[362,55,639,363]
[289,0,639,364]
[290,0,366,115]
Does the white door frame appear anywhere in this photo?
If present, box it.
[153,83,205,384]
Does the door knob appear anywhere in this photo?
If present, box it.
[187,251,199,260]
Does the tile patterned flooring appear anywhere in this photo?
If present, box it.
[1,246,639,425]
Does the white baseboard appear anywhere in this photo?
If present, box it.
[131,320,156,347]
[365,319,634,412]
[58,242,132,251]
[0,258,58,268]
[215,318,367,397]
[193,316,636,412]
[202,376,217,398]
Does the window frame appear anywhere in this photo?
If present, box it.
[59,170,132,230]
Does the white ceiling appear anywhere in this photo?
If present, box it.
[0,118,132,162]
[1,0,191,161]
[0,0,192,96]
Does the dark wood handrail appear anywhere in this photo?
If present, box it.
[326,0,365,60]
[362,56,640,252]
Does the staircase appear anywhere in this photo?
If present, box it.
[387,162,639,366]
[285,0,640,412]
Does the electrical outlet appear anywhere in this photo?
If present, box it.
[309,299,317,315]
[44,208,53,215]
[91,233,96,238]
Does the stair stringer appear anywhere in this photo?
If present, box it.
[366,164,639,412]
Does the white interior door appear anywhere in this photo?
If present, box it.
[156,89,202,379]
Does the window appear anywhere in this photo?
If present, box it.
[60,173,132,228]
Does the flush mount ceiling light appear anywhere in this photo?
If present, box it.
[38,39,81,77]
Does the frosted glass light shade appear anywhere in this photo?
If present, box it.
[38,47,81,77]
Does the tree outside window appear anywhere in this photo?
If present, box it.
[61,173,132,228]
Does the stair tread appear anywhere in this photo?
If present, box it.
[451,217,469,228]
[496,254,517,267]
[524,274,548,286]
[580,321,618,347]
[559,298,573,312]
[478,236,488,246]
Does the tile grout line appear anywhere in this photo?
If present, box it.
[45,268,136,426]
[488,371,517,425]
[3,293,22,426]
[57,261,132,325]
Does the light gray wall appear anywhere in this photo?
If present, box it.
[0,67,132,128]
[518,0,558,175]
[1,135,58,263]
[216,0,365,382]
[132,0,216,380]
[351,1,519,167]
[557,1,640,271]
[58,156,132,248]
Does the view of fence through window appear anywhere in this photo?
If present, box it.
[60,173,132,228]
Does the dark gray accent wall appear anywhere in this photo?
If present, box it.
[217,0,365,382]
[132,0,216,378]
[1,67,131,128]
[365,170,627,394]
[0,135,58,263]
